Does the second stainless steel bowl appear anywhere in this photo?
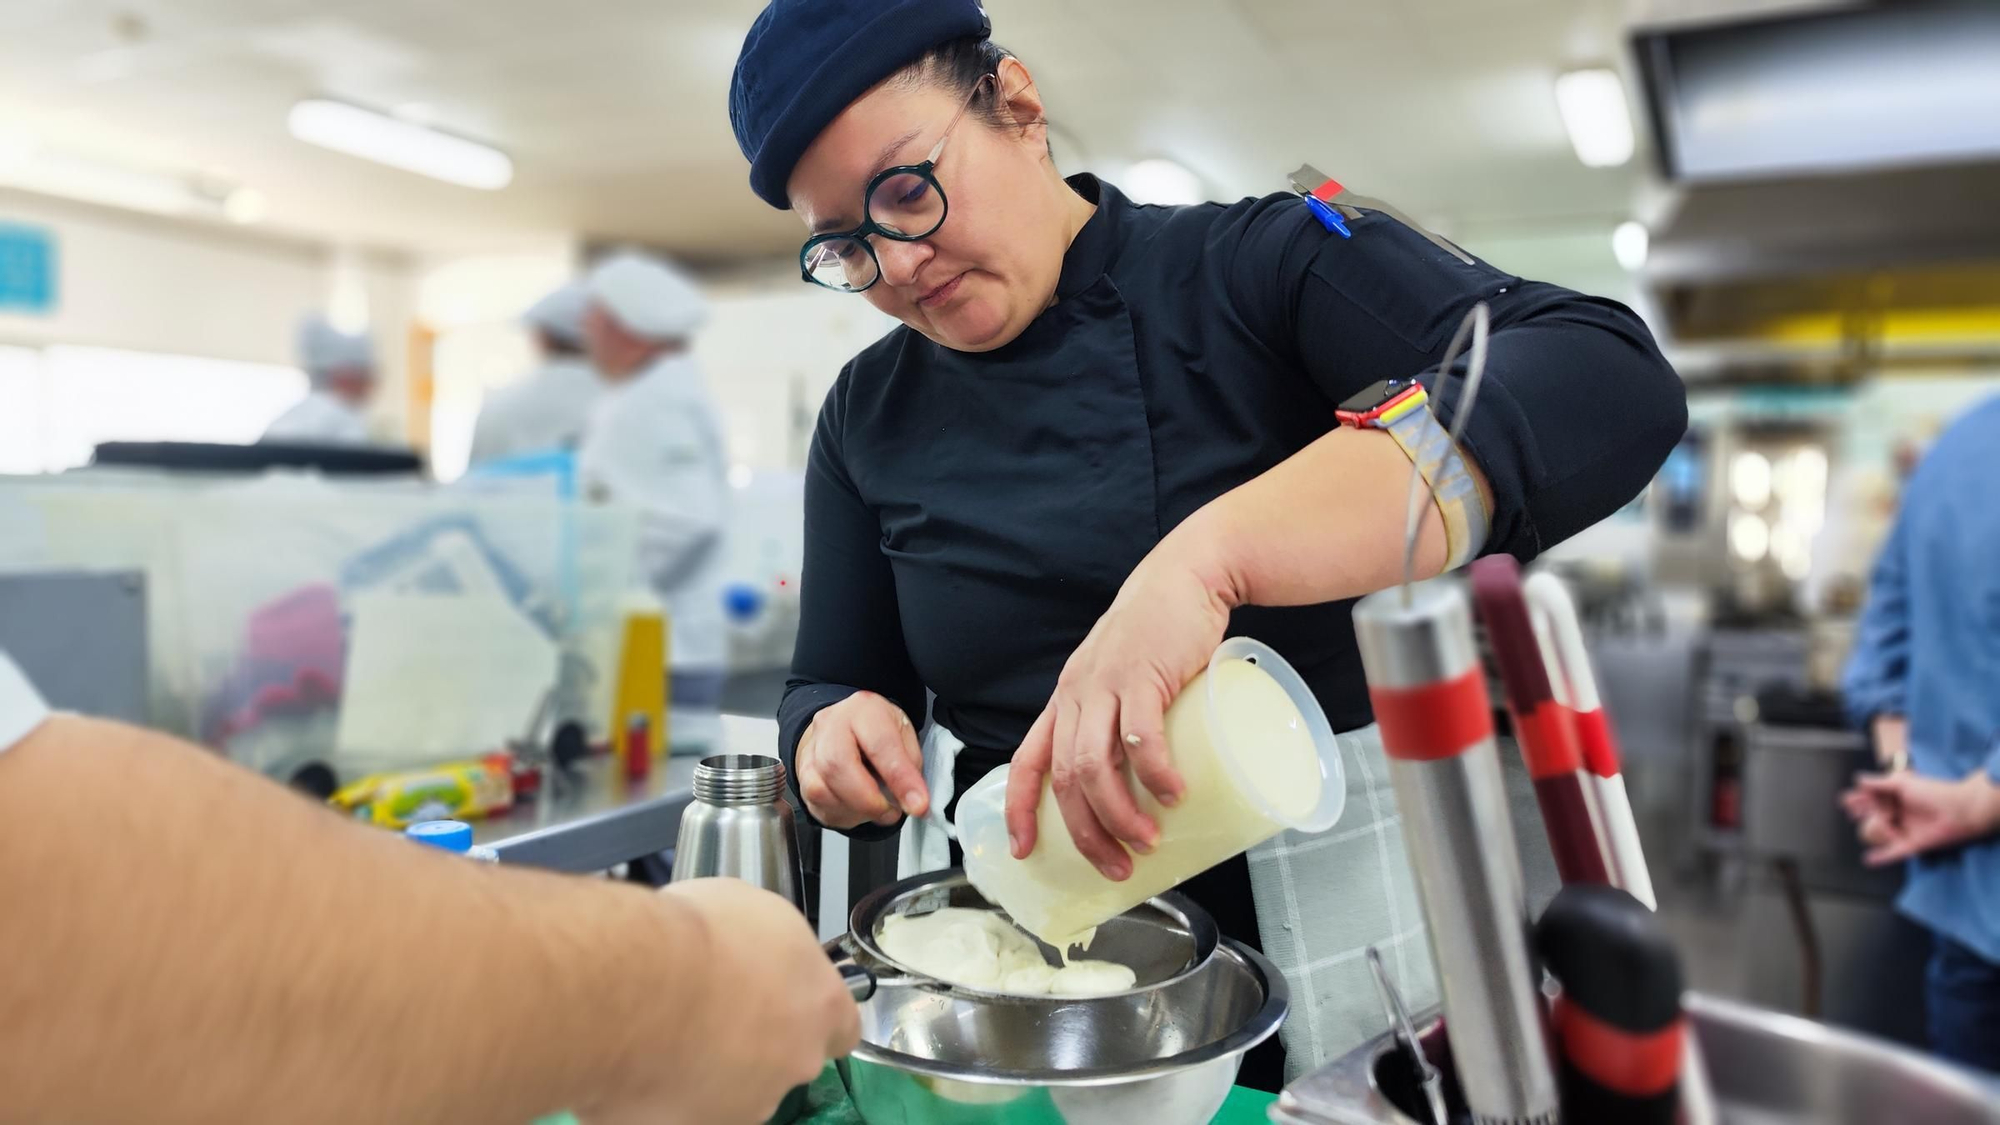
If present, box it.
[830,870,1287,1125]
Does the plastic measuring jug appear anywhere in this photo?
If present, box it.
[957,637,1345,950]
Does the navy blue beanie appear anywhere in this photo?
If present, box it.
[730,0,993,210]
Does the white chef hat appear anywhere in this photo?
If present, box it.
[520,281,589,346]
[585,251,708,341]
[295,314,375,385]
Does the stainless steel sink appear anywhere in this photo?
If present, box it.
[1275,992,2000,1124]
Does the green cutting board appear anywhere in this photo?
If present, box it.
[797,1064,1276,1125]
[530,1067,1275,1125]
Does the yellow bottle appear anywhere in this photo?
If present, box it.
[609,599,668,772]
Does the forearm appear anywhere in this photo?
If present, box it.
[1960,764,2000,836]
[1969,771,2000,839]
[1172,426,1493,610]
[0,716,701,1125]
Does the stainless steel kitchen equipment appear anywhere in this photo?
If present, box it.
[1274,992,2000,1124]
[1742,721,1874,870]
[667,753,802,906]
[828,873,1285,1125]
[1352,577,1561,1125]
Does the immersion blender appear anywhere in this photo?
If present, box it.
[1353,577,1561,1125]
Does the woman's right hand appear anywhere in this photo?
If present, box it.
[795,691,928,830]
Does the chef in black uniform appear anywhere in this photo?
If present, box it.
[729,0,1686,1088]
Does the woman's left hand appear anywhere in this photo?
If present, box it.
[1005,532,1238,880]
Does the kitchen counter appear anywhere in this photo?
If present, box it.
[475,715,780,872]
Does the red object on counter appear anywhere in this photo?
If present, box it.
[624,712,652,782]
[509,758,543,800]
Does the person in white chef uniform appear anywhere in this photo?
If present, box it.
[467,281,602,466]
[579,252,730,751]
[260,314,377,446]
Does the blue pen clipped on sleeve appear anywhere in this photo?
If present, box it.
[1288,163,1354,238]
[1286,163,1477,264]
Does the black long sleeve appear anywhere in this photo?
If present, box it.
[1222,202,1688,558]
[777,365,926,839]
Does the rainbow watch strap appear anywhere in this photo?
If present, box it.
[1377,390,1489,571]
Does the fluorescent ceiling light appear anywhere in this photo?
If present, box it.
[1121,158,1205,205]
[223,186,267,224]
[288,99,512,190]
[1554,69,1636,168]
[0,127,37,172]
[1612,220,1649,271]
[0,145,207,216]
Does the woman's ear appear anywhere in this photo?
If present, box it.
[995,55,1048,143]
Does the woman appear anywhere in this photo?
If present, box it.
[729,0,1686,1087]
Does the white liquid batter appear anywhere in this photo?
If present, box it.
[877,908,1138,997]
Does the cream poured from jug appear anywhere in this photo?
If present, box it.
[957,640,1343,953]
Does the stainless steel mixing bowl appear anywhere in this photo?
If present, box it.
[830,871,1287,1125]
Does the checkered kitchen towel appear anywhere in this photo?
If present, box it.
[1247,723,1436,1078]
[1249,726,1562,1078]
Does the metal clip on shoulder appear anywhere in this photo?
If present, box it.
[1286,162,1477,264]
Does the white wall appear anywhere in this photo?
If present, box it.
[697,284,899,471]
[0,189,418,442]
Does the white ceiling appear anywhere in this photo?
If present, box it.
[0,0,1654,259]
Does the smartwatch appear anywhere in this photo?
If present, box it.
[1337,378,1489,570]
[1335,378,1427,430]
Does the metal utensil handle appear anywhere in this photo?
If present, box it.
[839,961,877,1003]
[1367,946,1449,1125]
[1366,947,1425,1057]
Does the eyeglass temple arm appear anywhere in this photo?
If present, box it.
[925,72,1001,165]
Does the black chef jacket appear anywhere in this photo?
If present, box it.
[779,174,1685,836]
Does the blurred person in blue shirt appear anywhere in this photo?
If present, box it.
[1841,393,2000,1074]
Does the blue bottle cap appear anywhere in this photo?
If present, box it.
[406,819,474,853]
[723,582,766,623]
